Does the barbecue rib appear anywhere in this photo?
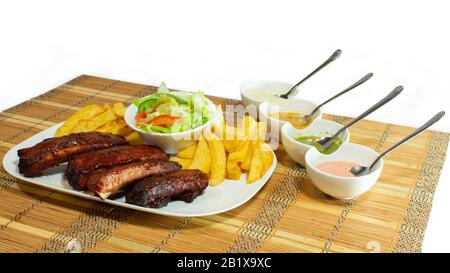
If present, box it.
[18,132,128,177]
[126,169,209,208]
[87,160,181,200]
[65,145,168,190]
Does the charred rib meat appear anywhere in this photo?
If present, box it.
[126,169,209,208]
[65,145,168,190]
[87,160,181,200]
[18,132,128,177]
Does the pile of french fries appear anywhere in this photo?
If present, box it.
[170,111,273,185]
[55,102,143,145]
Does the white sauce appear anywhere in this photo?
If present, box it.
[241,82,296,106]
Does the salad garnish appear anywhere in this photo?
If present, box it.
[133,82,213,133]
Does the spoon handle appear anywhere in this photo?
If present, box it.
[368,111,446,171]
[309,72,373,116]
[332,86,404,138]
[281,49,342,99]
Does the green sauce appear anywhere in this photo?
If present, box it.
[294,135,343,154]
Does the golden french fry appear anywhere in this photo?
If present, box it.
[261,144,274,174]
[223,139,245,153]
[241,121,266,173]
[109,119,134,136]
[248,141,263,183]
[241,116,257,138]
[240,125,260,171]
[188,134,211,174]
[96,120,127,135]
[73,105,117,133]
[241,139,255,171]
[176,144,197,159]
[97,121,114,131]
[226,139,250,179]
[204,130,226,186]
[170,156,192,169]
[214,123,244,152]
[256,122,267,142]
[125,131,144,145]
[113,102,125,116]
[55,104,105,136]
[226,160,241,180]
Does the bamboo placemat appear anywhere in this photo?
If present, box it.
[0,75,448,253]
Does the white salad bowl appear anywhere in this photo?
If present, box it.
[281,119,350,167]
[124,95,217,154]
[304,143,383,200]
[259,99,321,144]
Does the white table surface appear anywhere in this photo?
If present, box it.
[0,0,449,252]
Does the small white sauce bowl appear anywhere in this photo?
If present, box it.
[259,99,321,144]
[240,81,293,108]
[280,119,350,167]
[124,93,216,155]
[304,143,383,200]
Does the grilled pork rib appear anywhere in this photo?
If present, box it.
[126,169,209,208]
[18,132,128,177]
[65,145,168,190]
[87,160,181,200]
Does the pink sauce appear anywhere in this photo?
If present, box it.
[315,160,360,177]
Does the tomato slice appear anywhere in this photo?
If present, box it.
[135,112,147,123]
[147,115,181,128]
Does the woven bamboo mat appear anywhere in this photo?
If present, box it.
[0,75,448,253]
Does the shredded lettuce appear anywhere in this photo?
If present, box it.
[143,125,171,133]
[158,81,169,93]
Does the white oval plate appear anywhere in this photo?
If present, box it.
[2,123,277,217]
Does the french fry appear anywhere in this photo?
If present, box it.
[125,131,144,145]
[188,134,211,174]
[169,156,192,169]
[112,102,125,116]
[241,121,266,173]
[176,144,197,159]
[96,119,132,136]
[226,138,250,179]
[226,160,241,180]
[241,116,257,137]
[248,141,263,183]
[215,123,245,152]
[110,120,134,136]
[241,139,256,171]
[256,122,267,142]
[55,104,105,136]
[204,130,226,186]
[261,144,274,174]
[214,115,256,153]
[71,104,117,133]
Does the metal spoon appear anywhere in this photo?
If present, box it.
[351,111,445,176]
[292,72,373,126]
[315,86,404,150]
[278,49,342,99]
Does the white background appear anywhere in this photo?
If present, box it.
[1,0,449,252]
